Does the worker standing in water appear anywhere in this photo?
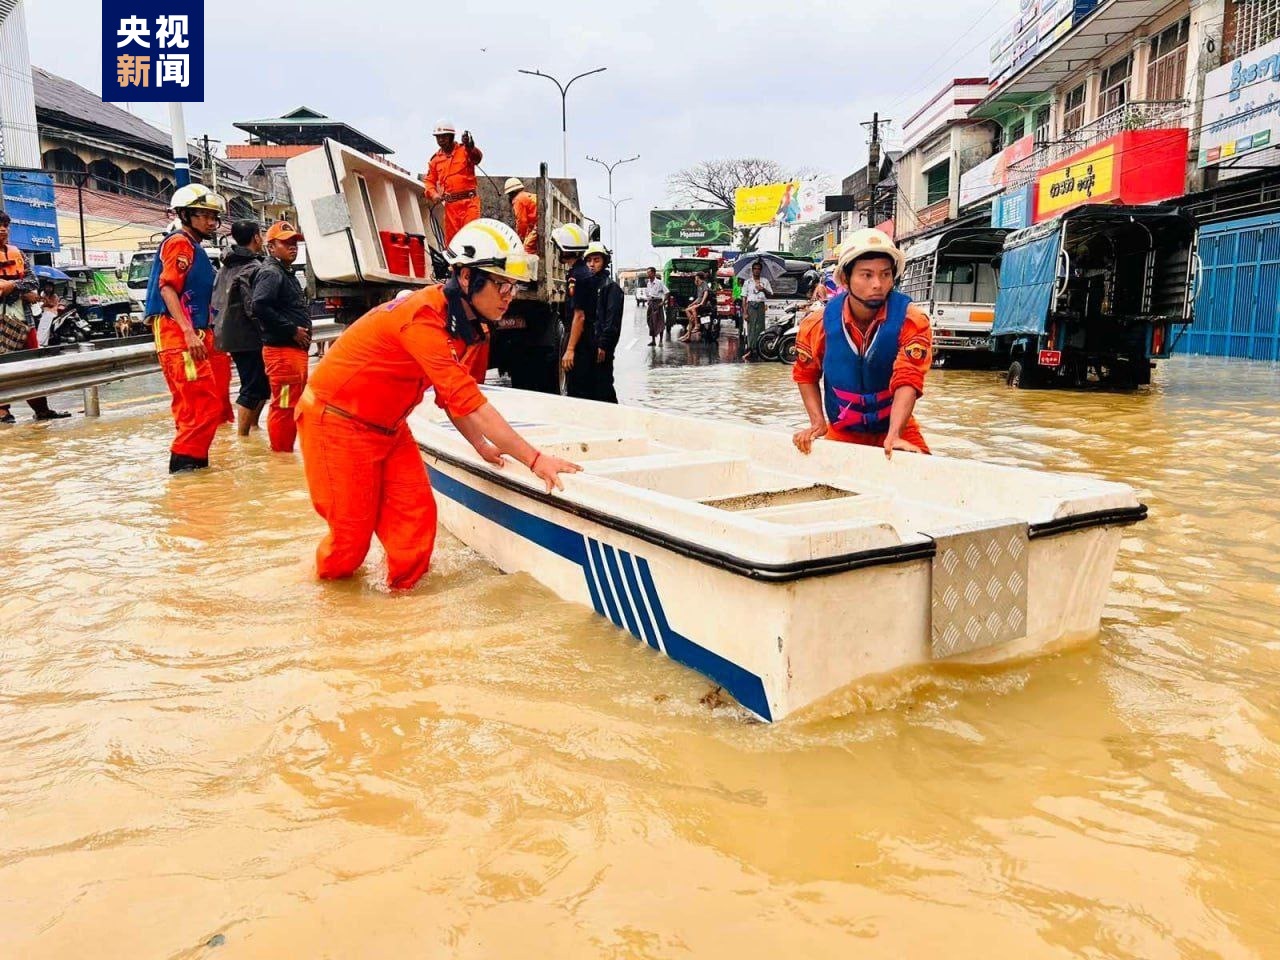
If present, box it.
[504,178,539,254]
[143,185,230,473]
[791,229,932,459]
[423,120,483,244]
[252,221,312,453]
[295,219,580,591]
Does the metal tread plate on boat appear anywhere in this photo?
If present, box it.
[929,519,1029,659]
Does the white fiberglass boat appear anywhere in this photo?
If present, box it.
[409,389,1144,723]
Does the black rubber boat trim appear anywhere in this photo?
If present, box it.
[421,445,935,583]
[1026,503,1148,539]
[421,446,1148,578]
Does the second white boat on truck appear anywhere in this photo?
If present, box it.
[286,138,584,335]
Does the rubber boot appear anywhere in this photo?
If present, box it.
[168,452,209,473]
[29,397,71,420]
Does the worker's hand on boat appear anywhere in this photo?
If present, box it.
[530,451,582,493]
[792,422,828,455]
[476,440,506,468]
[883,433,922,459]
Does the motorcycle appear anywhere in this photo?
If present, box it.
[756,304,805,361]
[45,306,94,345]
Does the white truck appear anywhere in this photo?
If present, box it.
[898,226,1009,364]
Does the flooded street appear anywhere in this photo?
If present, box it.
[3,309,1279,958]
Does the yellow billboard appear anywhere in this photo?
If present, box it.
[1035,144,1116,218]
[734,181,802,227]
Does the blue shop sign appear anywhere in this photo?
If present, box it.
[992,184,1035,230]
[1,171,60,253]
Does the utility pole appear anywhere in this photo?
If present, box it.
[861,112,891,227]
[201,135,221,190]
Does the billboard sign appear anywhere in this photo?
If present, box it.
[734,181,802,226]
[0,172,60,253]
[1033,129,1188,222]
[1199,35,1280,168]
[649,209,734,247]
[992,183,1035,229]
[959,134,1035,208]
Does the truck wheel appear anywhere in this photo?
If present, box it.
[1007,359,1033,389]
[933,352,949,369]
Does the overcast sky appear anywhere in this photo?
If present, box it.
[27,0,1007,266]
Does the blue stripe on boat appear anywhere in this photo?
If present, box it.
[427,464,773,722]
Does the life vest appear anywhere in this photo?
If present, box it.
[821,289,911,434]
[0,244,26,280]
[143,232,216,330]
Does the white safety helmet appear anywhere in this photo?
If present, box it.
[503,177,525,196]
[444,217,539,283]
[550,222,590,254]
[433,119,457,136]
[836,228,904,278]
[583,241,611,262]
[170,183,226,215]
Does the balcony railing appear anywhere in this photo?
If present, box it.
[1007,99,1190,187]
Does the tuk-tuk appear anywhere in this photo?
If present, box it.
[662,256,720,335]
[992,205,1196,389]
[63,265,144,339]
[900,225,1008,363]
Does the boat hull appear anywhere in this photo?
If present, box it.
[424,452,1127,723]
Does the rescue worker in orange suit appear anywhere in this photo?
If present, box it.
[791,228,932,459]
[252,221,312,453]
[143,184,230,472]
[423,120,483,244]
[296,219,581,591]
[504,178,539,254]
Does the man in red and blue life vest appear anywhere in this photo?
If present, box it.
[143,184,229,473]
[792,228,932,458]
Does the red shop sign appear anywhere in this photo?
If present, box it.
[1033,128,1190,223]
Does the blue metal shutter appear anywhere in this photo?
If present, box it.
[1186,211,1280,361]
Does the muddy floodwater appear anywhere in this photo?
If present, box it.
[2,318,1279,958]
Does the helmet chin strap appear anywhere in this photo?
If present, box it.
[848,292,887,310]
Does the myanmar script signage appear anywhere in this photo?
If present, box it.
[1032,129,1188,223]
[101,1,205,103]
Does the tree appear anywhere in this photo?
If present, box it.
[667,157,815,252]
[788,221,828,258]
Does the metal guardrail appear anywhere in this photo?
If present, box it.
[0,319,343,412]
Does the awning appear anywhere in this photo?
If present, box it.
[979,0,1174,101]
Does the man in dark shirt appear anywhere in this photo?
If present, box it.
[211,220,267,435]
[251,220,312,453]
[561,242,621,403]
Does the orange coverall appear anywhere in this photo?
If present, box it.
[792,298,933,453]
[296,285,491,590]
[262,344,309,453]
[511,190,538,254]
[152,234,231,460]
[423,142,484,243]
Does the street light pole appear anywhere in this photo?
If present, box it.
[586,154,639,256]
[517,67,607,177]
[598,195,631,268]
